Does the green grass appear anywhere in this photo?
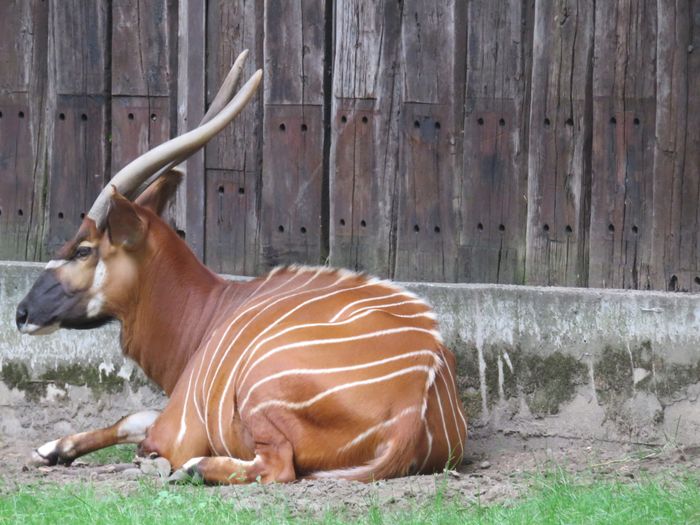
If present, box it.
[0,470,698,524]
[81,445,137,465]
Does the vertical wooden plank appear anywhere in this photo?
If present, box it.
[47,97,108,252]
[53,1,109,95]
[525,0,594,287]
[589,0,657,289]
[111,0,174,173]
[261,106,324,268]
[651,0,700,292]
[260,0,325,270]
[0,97,36,258]
[393,0,465,282]
[0,1,49,261]
[204,0,263,273]
[112,0,172,97]
[205,170,258,275]
[177,0,205,257]
[45,0,110,255]
[459,0,533,284]
[110,97,171,174]
[329,0,403,277]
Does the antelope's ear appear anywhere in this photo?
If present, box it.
[135,169,184,217]
[107,189,146,249]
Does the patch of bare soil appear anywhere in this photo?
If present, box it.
[1,434,698,517]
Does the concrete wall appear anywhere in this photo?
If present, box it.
[1,261,699,448]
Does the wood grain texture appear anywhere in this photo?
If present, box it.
[651,0,700,292]
[45,1,110,255]
[205,169,258,275]
[329,0,403,277]
[259,0,325,271]
[177,0,205,258]
[110,96,171,174]
[53,0,110,96]
[590,0,657,289]
[112,0,173,96]
[0,1,48,261]
[525,0,594,287]
[204,0,263,270]
[1,0,698,292]
[46,96,108,254]
[393,1,465,282]
[459,0,533,284]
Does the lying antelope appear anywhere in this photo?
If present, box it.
[15,51,467,483]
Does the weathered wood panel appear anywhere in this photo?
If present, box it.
[589,0,657,289]
[0,95,36,258]
[1,0,699,294]
[45,1,110,255]
[459,0,532,284]
[260,1,325,270]
[176,0,206,257]
[53,0,109,95]
[651,0,700,292]
[393,1,465,282]
[205,169,258,275]
[525,0,594,287]
[204,0,263,272]
[0,1,48,261]
[110,96,171,174]
[329,0,403,277]
[112,0,173,97]
[47,96,108,252]
[111,0,175,172]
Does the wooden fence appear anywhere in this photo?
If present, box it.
[0,1,698,290]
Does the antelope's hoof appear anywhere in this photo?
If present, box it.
[29,439,74,467]
[167,457,204,484]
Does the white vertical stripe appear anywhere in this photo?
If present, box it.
[441,349,468,437]
[433,368,452,461]
[174,367,196,448]
[213,270,352,456]
[198,268,307,407]
[437,367,463,459]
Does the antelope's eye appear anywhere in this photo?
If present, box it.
[75,246,92,259]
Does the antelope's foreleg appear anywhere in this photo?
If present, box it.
[31,410,160,466]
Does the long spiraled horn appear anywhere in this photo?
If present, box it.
[87,52,261,228]
[131,49,251,198]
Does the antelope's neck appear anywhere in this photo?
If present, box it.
[118,250,242,395]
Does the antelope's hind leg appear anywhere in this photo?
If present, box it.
[31,410,160,466]
[170,426,296,485]
[171,446,295,485]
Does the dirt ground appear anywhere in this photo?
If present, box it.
[2,433,698,517]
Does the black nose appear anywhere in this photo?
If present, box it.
[16,304,28,330]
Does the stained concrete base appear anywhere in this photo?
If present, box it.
[1,261,698,448]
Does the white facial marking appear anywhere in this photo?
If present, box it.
[92,260,107,289]
[86,260,108,318]
[45,259,68,270]
[86,293,105,318]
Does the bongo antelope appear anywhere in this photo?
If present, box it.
[15,51,467,483]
